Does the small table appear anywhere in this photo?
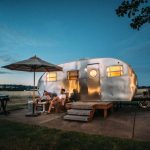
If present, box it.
[95,102,113,118]
[0,95,9,115]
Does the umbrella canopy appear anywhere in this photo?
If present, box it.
[2,55,63,101]
[2,55,62,72]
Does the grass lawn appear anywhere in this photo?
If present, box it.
[0,120,149,150]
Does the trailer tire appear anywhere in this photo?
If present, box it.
[138,100,150,109]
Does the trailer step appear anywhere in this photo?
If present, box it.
[64,115,90,122]
[67,109,93,116]
[70,104,93,110]
[64,108,95,122]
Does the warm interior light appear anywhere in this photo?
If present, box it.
[68,80,80,94]
[67,70,80,94]
[88,87,101,95]
[129,69,136,95]
[107,65,123,77]
[67,70,79,80]
[107,66,122,72]
[89,69,97,77]
[46,72,57,82]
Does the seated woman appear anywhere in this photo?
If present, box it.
[36,90,51,103]
[47,88,66,114]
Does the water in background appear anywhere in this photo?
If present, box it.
[0,91,39,104]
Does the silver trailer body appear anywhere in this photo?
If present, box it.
[37,58,137,101]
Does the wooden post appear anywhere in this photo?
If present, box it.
[104,109,107,118]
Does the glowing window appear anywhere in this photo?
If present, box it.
[89,69,97,77]
[46,72,57,81]
[107,65,123,77]
[67,71,79,80]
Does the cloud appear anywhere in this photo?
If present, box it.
[119,40,150,62]
[0,25,56,49]
[134,66,150,86]
[117,25,150,53]
[134,66,150,74]
[0,54,16,63]
[0,70,12,74]
[0,24,60,65]
[0,25,56,65]
[123,40,150,54]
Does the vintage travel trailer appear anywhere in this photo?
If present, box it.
[37,58,137,102]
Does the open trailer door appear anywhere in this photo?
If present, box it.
[67,70,80,94]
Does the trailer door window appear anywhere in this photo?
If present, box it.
[107,65,123,77]
[67,70,79,80]
[89,69,97,78]
[46,72,57,81]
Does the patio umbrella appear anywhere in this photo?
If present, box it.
[2,55,62,116]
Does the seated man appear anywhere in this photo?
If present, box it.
[47,88,66,114]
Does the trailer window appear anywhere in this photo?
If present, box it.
[46,72,57,81]
[67,70,79,80]
[107,65,123,77]
[89,69,97,77]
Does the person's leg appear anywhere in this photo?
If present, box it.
[47,100,54,113]
[47,97,58,113]
[61,99,65,106]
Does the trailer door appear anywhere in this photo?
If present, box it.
[67,70,79,93]
[87,63,101,100]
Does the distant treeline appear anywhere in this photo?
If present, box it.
[0,84,149,91]
[0,84,37,91]
[138,86,150,89]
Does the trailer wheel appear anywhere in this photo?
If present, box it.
[138,100,150,108]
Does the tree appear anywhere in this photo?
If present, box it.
[116,0,150,30]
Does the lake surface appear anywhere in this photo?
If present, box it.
[0,91,39,104]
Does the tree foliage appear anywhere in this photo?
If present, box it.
[116,0,150,30]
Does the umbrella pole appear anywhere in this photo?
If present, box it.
[32,71,35,114]
[26,71,39,117]
[33,71,35,101]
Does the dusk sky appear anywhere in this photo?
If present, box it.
[0,0,150,86]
